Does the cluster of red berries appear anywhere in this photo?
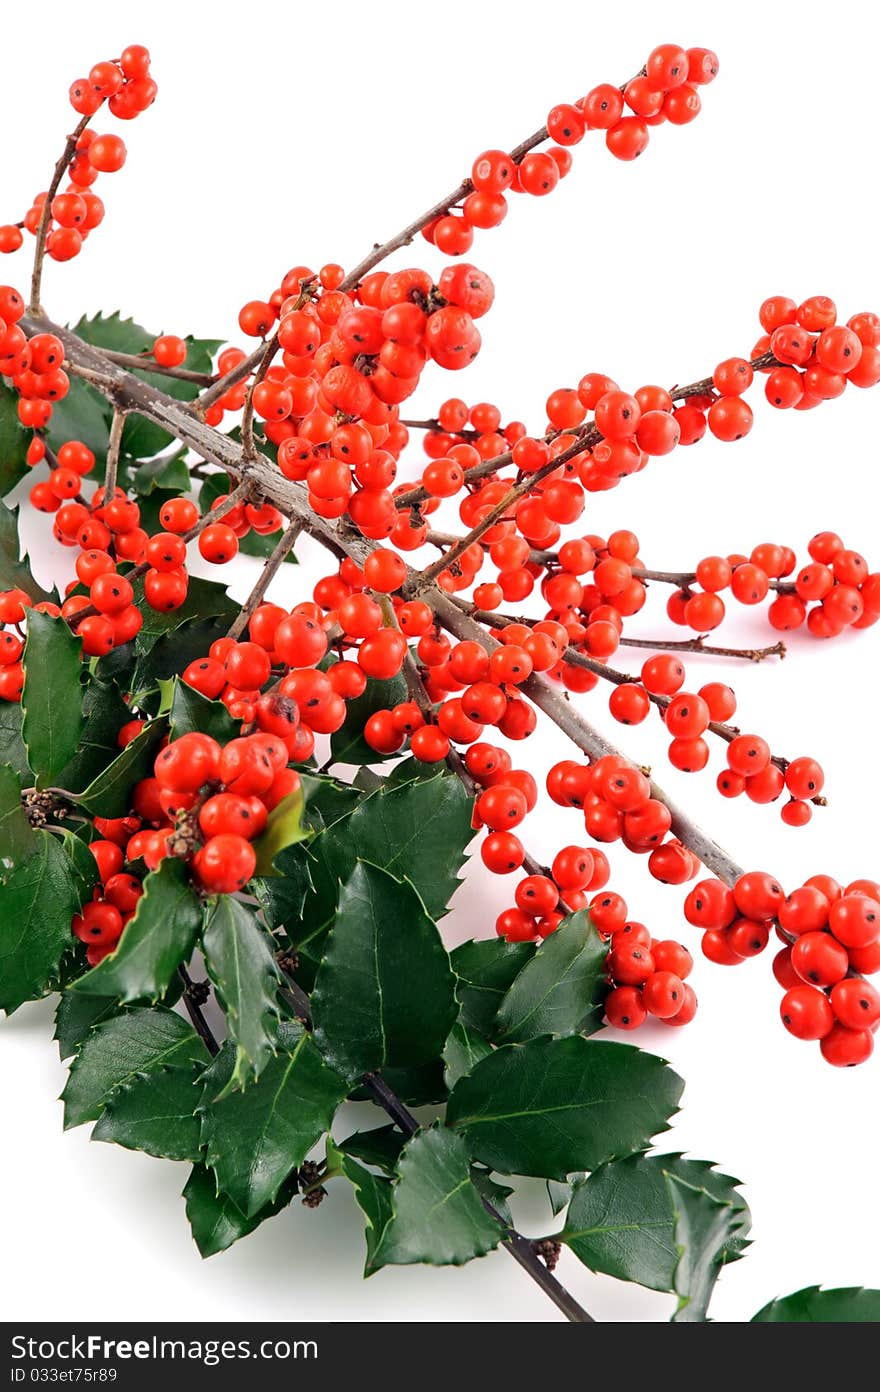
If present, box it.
[423,42,718,261]
[70,704,309,958]
[72,819,144,965]
[684,871,880,1065]
[0,47,155,264]
[229,262,496,540]
[606,651,825,826]
[664,532,880,639]
[755,296,880,411]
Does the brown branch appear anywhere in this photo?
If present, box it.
[29,114,92,314]
[226,520,303,641]
[98,348,217,386]
[618,635,787,662]
[103,406,125,500]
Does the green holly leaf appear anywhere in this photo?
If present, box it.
[322,774,473,920]
[337,1124,406,1175]
[447,1036,684,1181]
[92,1062,205,1161]
[300,773,363,830]
[334,1150,395,1275]
[0,829,83,1014]
[132,451,191,496]
[183,1164,297,1258]
[329,671,410,764]
[546,1175,584,1218]
[21,610,85,786]
[451,938,537,1036]
[202,896,280,1092]
[62,1006,209,1128]
[493,911,607,1044]
[0,379,31,497]
[169,677,238,744]
[133,575,239,660]
[667,1173,740,1323]
[252,789,310,877]
[561,1153,750,1292]
[126,618,233,695]
[55,679,131,794]
[752,1287,880,1322]
[59,829,99,901]
[442,1021,493,1090]
[199,1022,347,1217]
[469,1168,515,1227]
[311,860,458,1081]
[73,718,166,818]
[370,1126,504,1271]
[54,991,119,1060]
[0,702,31,782]
[0,764,36,876]
[0,499,56,601]
[72,857,203,1002]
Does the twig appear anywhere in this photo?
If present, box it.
[29,113,92,314]
[395,349,779,515]
[226,520,303,640]
[98,348,217,386]
[240,333,280,462]
[177,965,220,1056]
[632,564,792,596]
[618,635,787,662]
[103,407,125,500]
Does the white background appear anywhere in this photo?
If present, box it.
[2,0,879,1324]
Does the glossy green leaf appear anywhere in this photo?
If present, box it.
[0,764,36,875]
[72,856,203,1002]
[183,1164,296,1258]
[252,789,309,877]
[329,671,410,765]
[442,1020,493,1090]
[55,679,130,793]
[493,911,607,1044]
[54,991,119,1060]
[199,1023,347,1217]
[0,499,56,601]
[169,677,238,744]
[0,379,31,497]
[62,1006,209,1128]
[752,1287,880,1322]
[92,1062,205,1160]
[322,774,473,920]
[0,830,82,1013]
[667,1174,740,1323]
[332,1147,395,1275]
[447,1036,684,1180]
[451,938,536,1036]
[562,1153,750,1292]
[73,718,166,818]
[337,1125,406,1175]
[202,895,279,1092]
[0,701,31,782]
[311,861,458,1081]
[133,574,238,660]
[21,610,84,785]
[371,1126,504,1271]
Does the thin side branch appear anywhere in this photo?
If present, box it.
[226,520,303,640]
[29,114,92,314]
